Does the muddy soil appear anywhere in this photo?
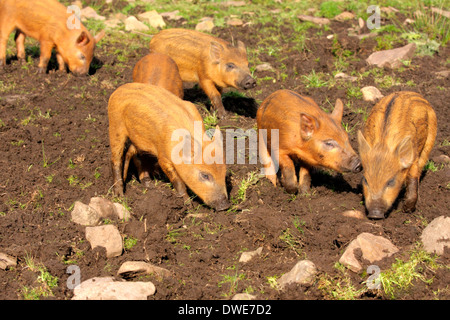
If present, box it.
[0,16,449,300]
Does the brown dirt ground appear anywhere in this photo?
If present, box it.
[0,16,449,300]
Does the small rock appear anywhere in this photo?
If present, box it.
[113,12,128,22]
[223,1,246,6]
[160,10,183,21]
[435,70,450,79]
[71,201,101,226]
[278,260,318,289]
[89,197,116,219]
[358,17,365,29]
[334,72,357,82]
[118,261,172,279]
[232,293,257,300]
[356,32,377,40]
[341,210,366,219]
[381,6,399,14]
[0,253,17,270]
[195,19,214,32]
[431,7,450,19]
[298,15,330,25]
[85,225,123,258]
[254,63,273,72]
[239,247,263,263]
[125,16,149,32]
[361,86,384,102]
[334,12,355,21]
[80,6,105,21]
[339,233,399,272]
[104,18,122,29]
[227,18,244,26]
[403,18,415,25]
[366,43,416,69]
[137,10,166,29]
[113,203,131,221]
[421,216,450,255]
[72,277,155,300]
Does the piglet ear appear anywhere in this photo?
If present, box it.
[210,41,224,64]
[331,98,344,124]
[94,29,105,44]
[236,40,246,52]
[396,136,414,169]
[300,113,319,141]
[76,31,90,46]
[357,130,371,155]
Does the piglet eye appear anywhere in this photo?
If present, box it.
[79,54,86,61]
[226,63,236,70]
[386,178,395,188]
[323,140,337,149]
[200,172,212,181]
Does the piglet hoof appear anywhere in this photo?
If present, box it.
[402,200,416,213]
[37,67,46,74]
[284,184,298,195]
[216,109,226,119]
[141,177,152,189]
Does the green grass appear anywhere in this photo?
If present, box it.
[231,171,260,205]
[378,247,443,299]
[22,253,58,300]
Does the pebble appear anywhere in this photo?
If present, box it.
[421,216,450,255]
[361,86,384,102]
[125,16,150,32]
[239,247,263,263]
[137,10,166,29]
[366,43,417,69]
[0,253,17,270]
[71,201,101,226]
[297,15,330,25]
[341,210,366,219]
[80,6,105,21]
[232,293,257,300]
[339,232,399,272]
[85,225,123,258]
[254,63,273,72]
[278,260,318,289]
[334,12,355,21]
[195,19,214,32]
[117,261,172,279]
[72,277,155,300]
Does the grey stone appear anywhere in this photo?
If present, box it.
[71,201,101,226]
[72,277,156,300]
[278,260,318,288]
[117,261,172,279]
[239,247,263,263]
[0,253,17,270]
[421,216,450,255]
[125,16,149,32]
[339,232,399,272]
[89,197,116,219]
[366,43,416,68]
[232,293,257,300]
[298,15,330,25]
[361,86,384,102]
[85,225,123,258]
